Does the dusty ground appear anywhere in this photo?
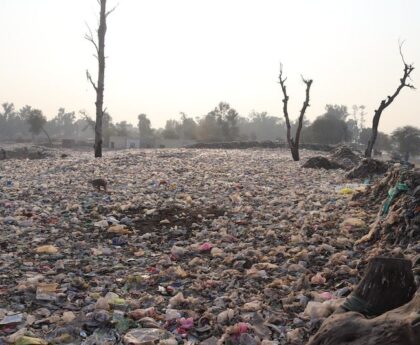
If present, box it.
[0,149,385,344]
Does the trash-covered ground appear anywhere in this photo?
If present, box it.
[0,149,417,344]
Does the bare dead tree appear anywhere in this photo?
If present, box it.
[85,0,115,157]
[278,64,313,161]
[365,43,415,158]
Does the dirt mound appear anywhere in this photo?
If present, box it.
[303,145,362,171]
[346,158,389,179]
[303,156,344,170]
[330,145,361,170]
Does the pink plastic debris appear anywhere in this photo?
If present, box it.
[176,317,194,335]
[319,291,334,300]
[199,242,213,251]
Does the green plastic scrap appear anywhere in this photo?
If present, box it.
[382,182,409,215]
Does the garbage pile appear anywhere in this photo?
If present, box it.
[0,145,56,160]
[0,149,372,344]
[303,145,361,171]
[354,164,420,246]
[302,157,344,170]
[0,149,417,345]
[306,163,420,345]
[346,158,389,179]
[329,146,360,170]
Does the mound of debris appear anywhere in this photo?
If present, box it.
[330,145,361,170]
[346,158,389,179]
[0,145,55,160]
[302,156,344,170]
[354,165,420,245]
[303,145,361,170]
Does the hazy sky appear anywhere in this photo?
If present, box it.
[0,0,419,132]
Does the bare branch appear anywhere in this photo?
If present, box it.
[86,70,98,91]
[364,43,415,158]
[278,63,292,148]
[84,24,99,54]
[79,110,96,132]
[106,4,118,17]
[398,39,407,66]
[294,76,313,148]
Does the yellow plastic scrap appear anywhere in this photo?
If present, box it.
[110,297,126,306]
[15,336,48,345]
[339,187,354,195]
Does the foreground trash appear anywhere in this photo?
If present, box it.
[0,148,418,344]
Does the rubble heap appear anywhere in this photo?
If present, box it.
[303,145,361,171]
[329,146,361,170]
[346,158,389,179]
[355,164,420,245]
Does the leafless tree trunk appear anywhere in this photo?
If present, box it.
[365,43,415,158]
[279,64,313,161]
[86,0,115,158]
[41,127,52,146]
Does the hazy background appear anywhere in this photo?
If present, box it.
[0,0,419,132]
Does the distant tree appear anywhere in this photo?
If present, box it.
[391,126,420,161]
[350,105,366,142]
[195,102,240,142]
[365,42,415,158]
[162,119,180,139]
[197,112,221,142]
[25,108,52,145]
[208,102,240,141]
[0,103,18,139]
[308,113,349,144]
[74,118,94,139]
[79,110,96,132]
[115,121,129,136]
[102,112,113,146]
[240,111,285,141]
[138,113,154,146]
[346,118,358,142]
[48,108,76,138]
[278,64,313,161]
[325,104,349,121]
[359,128,392,151]
[179,112,197,140]
[85,0,116,157]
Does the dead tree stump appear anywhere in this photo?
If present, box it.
[341,257,416,316]
[307,291,420,345]
[307,257,419,345]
